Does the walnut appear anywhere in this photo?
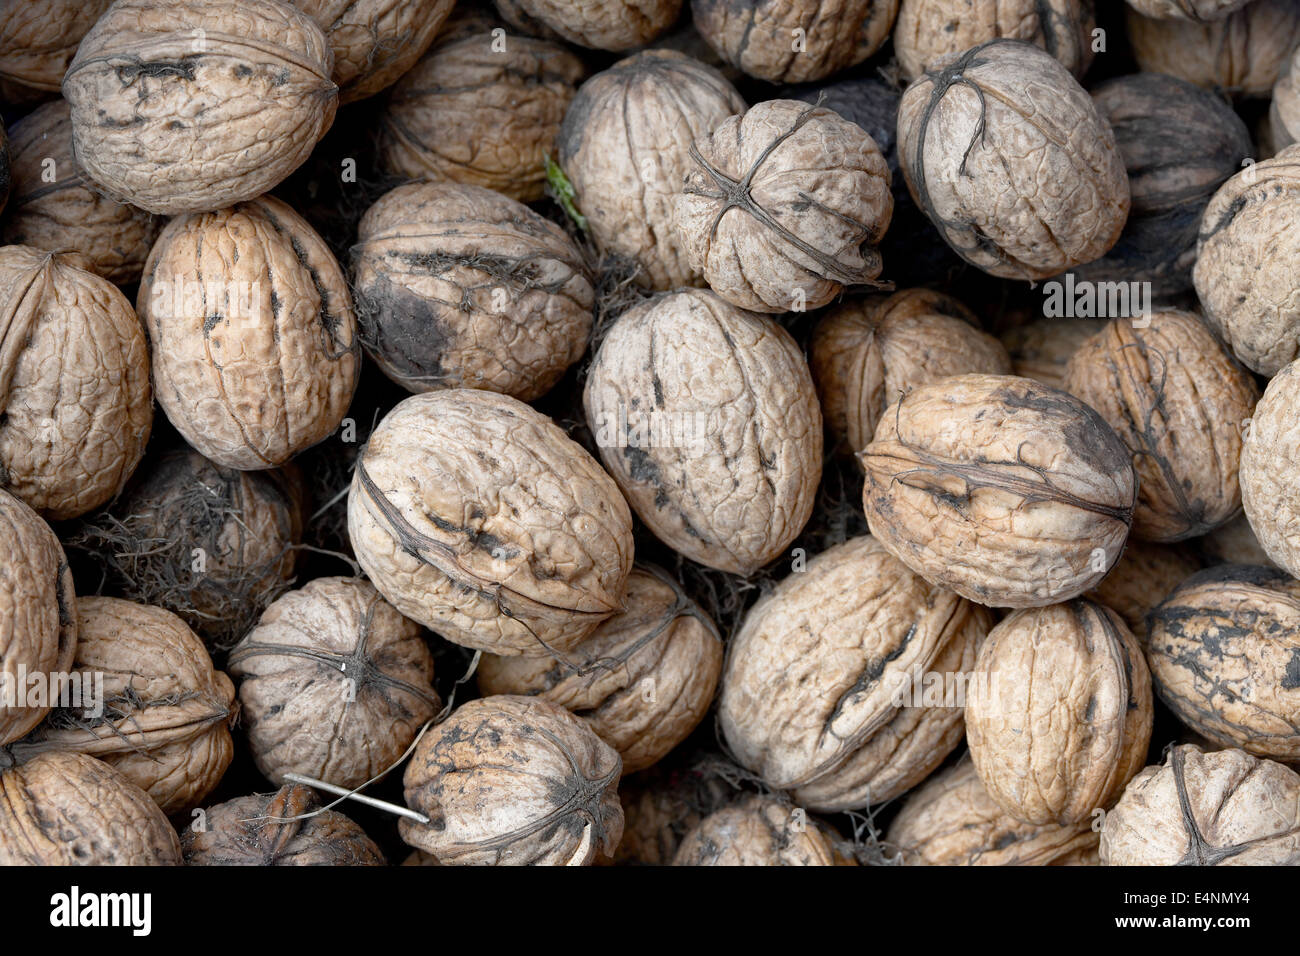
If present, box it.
[351,182,593,400]
[897,39,1130,281]
[400,695,623,865]
[965,600,1153,825]
[583,289,820,576]
[690,0,898,83]
[860,373,1137,608]
[2,597,236,814]
[609,761,736,864]
[886,758,1101,865]
[0,752,181,865]
[1145,566,1300,761]
[674,99,892,313]
[478,566,723,774]
[1127,0,1300,97]
[377,26,584,202]
[1087,539,1200,637]
[1100,745,1300,865]
[0,246,152,519]
[810,289,1010,457]
[138,195,360,469]
[228,576,440,789]
[895,0,1094,81]
[0,489,76,746]
[0,0,113,93]
[291,0,454,103]
[672,795,854,866]
[1270,45,1300,150]
[1125,0,1253,18]
[493,0,682,50]
[182,783,385,865]
[62,0,338,215]
[1241,361,1300,578]
[347,389,634,655]
[719,536,992,809]
[999,318,1107,391]
[557,50,745,290]
[1062,311,1260,542]
[1,101,163,284]
[1194,145,1300,376]
[1198,514,1278,569]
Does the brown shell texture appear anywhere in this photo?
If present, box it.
[0,489,77,745]
[1145,566,1300,761]
[138,195,359,470]
[0,752,181,865]
[583,289,821,576]
[810,288,1010,456]
[1198,513,1277,569]
[400,695,624,865]
[895,0,1094,81]
[0,246,152,519]
[610,762,736,864]
[1087,539,1200,637]
[672,795,852,866]
[348,389,634,655]
[1001,318,1108,391]
[1127,0,1300,97]
[228,576,440,789]
[1125,0,1253,19]
[62,0,338,215]
[493,0,682,50]
[965,600,1154,826]
[478,566,723,774]
[0,0,113,92]
[675,99,893,313]
[292,0,455,104]
[2,100,162,284]
[690,0,899,83]
[182,783,385,865]
[1271,46,1300,151]
[886,758,1099,865]
[1100,745,1300,865]
[860,373,1137,608]
[720,536,992,810]
[556,50,746,290]
[352,182,593,400]
[2,597,235,814]
[1062,310,1260,543]
[1240,359,1300,577]
[897,39,1130,281]
[378,28,584,202]
[1194,145,1300,377]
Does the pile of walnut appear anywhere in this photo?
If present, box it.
[0,0,1297,868]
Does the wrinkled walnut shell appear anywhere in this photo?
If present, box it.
[609,761,736,864]
[1240,359,1300,577]
[1001,318,1108,391]
[0,0,112,93]
[1087,539,1200,637]
[1271,46,1300,150]
[1125,0,1252,19]
[672,795,853,866]
[494,0,682,50]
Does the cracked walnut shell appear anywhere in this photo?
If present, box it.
[1241,358,1300,578]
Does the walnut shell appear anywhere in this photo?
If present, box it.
[720,536,992,809]
[377,27,583,202]
[860,373,1137,608]
[672,795,853,866]
[348,389,634,655]
[1100,744,1300,865]
[583,289,820,576]
[1070,73,1253,299]
[493,0,682,50]
[610,762,735,864]
[478,566,722,774]
[1271,45,1300,150]
[1087,539,1200,637]
[1125,0,1253,18]
[1198,513,1278,568]
[1001,318,1109,391]
[1127,0,1300,98]
[1,100,162,284]
[352,182,593,400]
[897,40,1130,281]
[895,0,1094,81]
[886,758,1101,865]
[138,195,359,469]
[182,783,385,865]
[3,597,235,814]
[0,0,112,93]
[291,0,454,103]
[556,50,746,290]
[0,246,152,519]
[0,489,76,746]
[690,0,898,84]
[228,576,440,790]
[675,99,892,313]
[1062,311,1260,542]
[810,289,1010,456]
[62,0,338,215]
[1194,146,1300,376]
[0,752,181,865]
[1241,361,1300,577]
[965,600,1153,826]
[0,119,8,215]
[400,695,623,865]
[1146,566,1300,761]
